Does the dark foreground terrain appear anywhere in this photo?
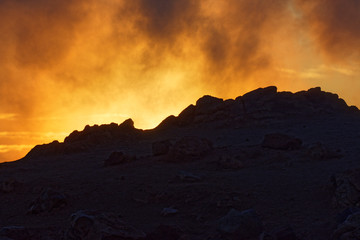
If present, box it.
[1,86,360,240]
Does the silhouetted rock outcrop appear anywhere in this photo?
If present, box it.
[157,86,358,130]
[24,86,359,159]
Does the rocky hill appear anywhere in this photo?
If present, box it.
[1,86,360,240]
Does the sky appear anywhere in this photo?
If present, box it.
[0,0,359,162]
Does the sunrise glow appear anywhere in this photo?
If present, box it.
[0,0,359,161]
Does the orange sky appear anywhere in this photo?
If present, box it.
[0,0,359,162]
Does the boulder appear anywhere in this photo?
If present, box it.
[104,151,136,167]
[218,208,263,239]
[167,136,212,162]
[262,133,302,150]
[27,188,67,214]
[64,210,146,240]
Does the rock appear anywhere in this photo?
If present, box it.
[27,188,67,214]
[161,207,178,216]
[307,142,342,160]
[145,225,183,240]
[167,136,212,162]
[64,210,146,240]
[262,133,302,150]
[152,140,173,156]
[217,208,263,239]
[195,95,224,115]
[104,151,136,166]
[176,171,202,182]
[332,169,360,207]
[333,211,360,240]
[337,208,360,225]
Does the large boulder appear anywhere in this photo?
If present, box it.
[167,136,213,162]
[64,210,146,240]
[217,208,263,240]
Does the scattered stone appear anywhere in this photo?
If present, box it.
[332,169,360,207]
[152,140,173,156]
[176,171,202,182]
[217,208,263,239]
[262,133,302,150]
[161,207,178,216]
[64,210,146,240]
[168,136,212,162]
[27,188,67,214]
[104,151,136,166]
[307,142,342,160]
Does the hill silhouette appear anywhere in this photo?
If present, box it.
[1,86,360,239]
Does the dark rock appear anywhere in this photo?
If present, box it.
[332,169,360,207]
[242,86,277,103]
[333,211,360,240]
[27,188,67,214]
[152,140,173,156]
[64,210,146,240]
[104,151,136,167]
[161,207,178,216]
[218,208,263,239]
[167,136,213,162]
[262,133,302,150]
[195,95,224,115]
[337,208,360,225]
[146,225,183,240]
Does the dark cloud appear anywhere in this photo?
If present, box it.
[296,0,360,62]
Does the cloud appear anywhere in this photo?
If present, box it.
[296,0,360,62]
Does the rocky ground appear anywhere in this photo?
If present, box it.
[1,86,360,239]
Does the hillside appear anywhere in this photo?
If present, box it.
[1,86,360,240]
